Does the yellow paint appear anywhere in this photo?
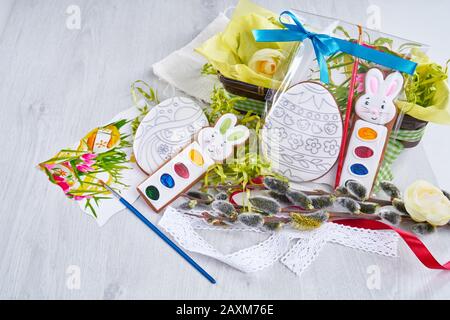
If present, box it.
[358,127,378,141]
[189,149,204,166]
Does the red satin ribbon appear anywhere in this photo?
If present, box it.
[333,219,450,270]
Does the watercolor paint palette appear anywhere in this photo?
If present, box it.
[339,119,388,190]
[137,142,215,212]
[340,68,404,192]
[137,113,250,212]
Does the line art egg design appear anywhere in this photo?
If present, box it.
[133,97,208,174]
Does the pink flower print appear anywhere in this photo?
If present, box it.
[80,153,97,166]
[73,195,92,201]
[76,164,95,173]
[355,73,365,93]
[81,153,97,161]
[52,174,70,193]
[44,163,56,170]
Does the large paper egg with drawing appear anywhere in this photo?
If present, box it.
[133,97,208,174]
[262,82,343,182]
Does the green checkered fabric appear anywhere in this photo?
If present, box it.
[374,127,426,190]
[227,92,266,115]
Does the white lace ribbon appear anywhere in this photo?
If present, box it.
[159,207,399,276]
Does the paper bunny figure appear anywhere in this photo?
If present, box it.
[198,114,250,161]
[339,68,404,193]
[355,68,404,125]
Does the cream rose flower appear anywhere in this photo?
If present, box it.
[404,180,450,226]
[248,49,285,77]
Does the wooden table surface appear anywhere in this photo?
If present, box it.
[1,0,449,299]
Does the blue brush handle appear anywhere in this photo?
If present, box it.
[119,198,216,284]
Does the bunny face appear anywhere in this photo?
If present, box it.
[198,114,249,161]
[355,68,404,125]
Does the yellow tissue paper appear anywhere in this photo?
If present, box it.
[397,49,450,125]
[195,0,293,89]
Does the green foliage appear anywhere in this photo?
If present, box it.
[130,80,159,135]
[206,86,243,124]
[201,63,218,75]
[404,58,448,107]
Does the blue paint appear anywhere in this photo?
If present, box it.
[350,163,369,176]
[160,173,175,188]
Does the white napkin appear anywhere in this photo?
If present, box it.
[152,13,230,103]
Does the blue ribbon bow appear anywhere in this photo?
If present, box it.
[252,11,417,83]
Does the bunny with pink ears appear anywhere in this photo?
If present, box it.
[339,68,404,193]
[355,68,404,125]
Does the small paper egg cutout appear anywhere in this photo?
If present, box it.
[133,97,209,174]
[261,82,343,183]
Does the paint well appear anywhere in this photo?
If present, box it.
[145,185,160,200]
[160,173,175,188]
[354,146,374,158]
[350,163,369,176]
[189,149,204,166]
[357,127,378,141]
[174,162,190,179]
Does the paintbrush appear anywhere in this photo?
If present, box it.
[100,180,216,284]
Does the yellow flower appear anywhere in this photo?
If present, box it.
[404,180,450,226]
[195,0,293,89]
[248,49,285,76]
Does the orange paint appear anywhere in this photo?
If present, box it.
[358,127,378,141]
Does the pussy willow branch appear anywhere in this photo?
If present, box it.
[202,184,393,206]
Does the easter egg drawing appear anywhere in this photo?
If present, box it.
[262,82,343,183]
[133,97,209,174]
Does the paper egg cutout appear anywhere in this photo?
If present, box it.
[133,97,209,174]
[262,82,343,182]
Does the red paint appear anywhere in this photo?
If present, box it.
[174,162,189,179]
[354,146,374,158]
